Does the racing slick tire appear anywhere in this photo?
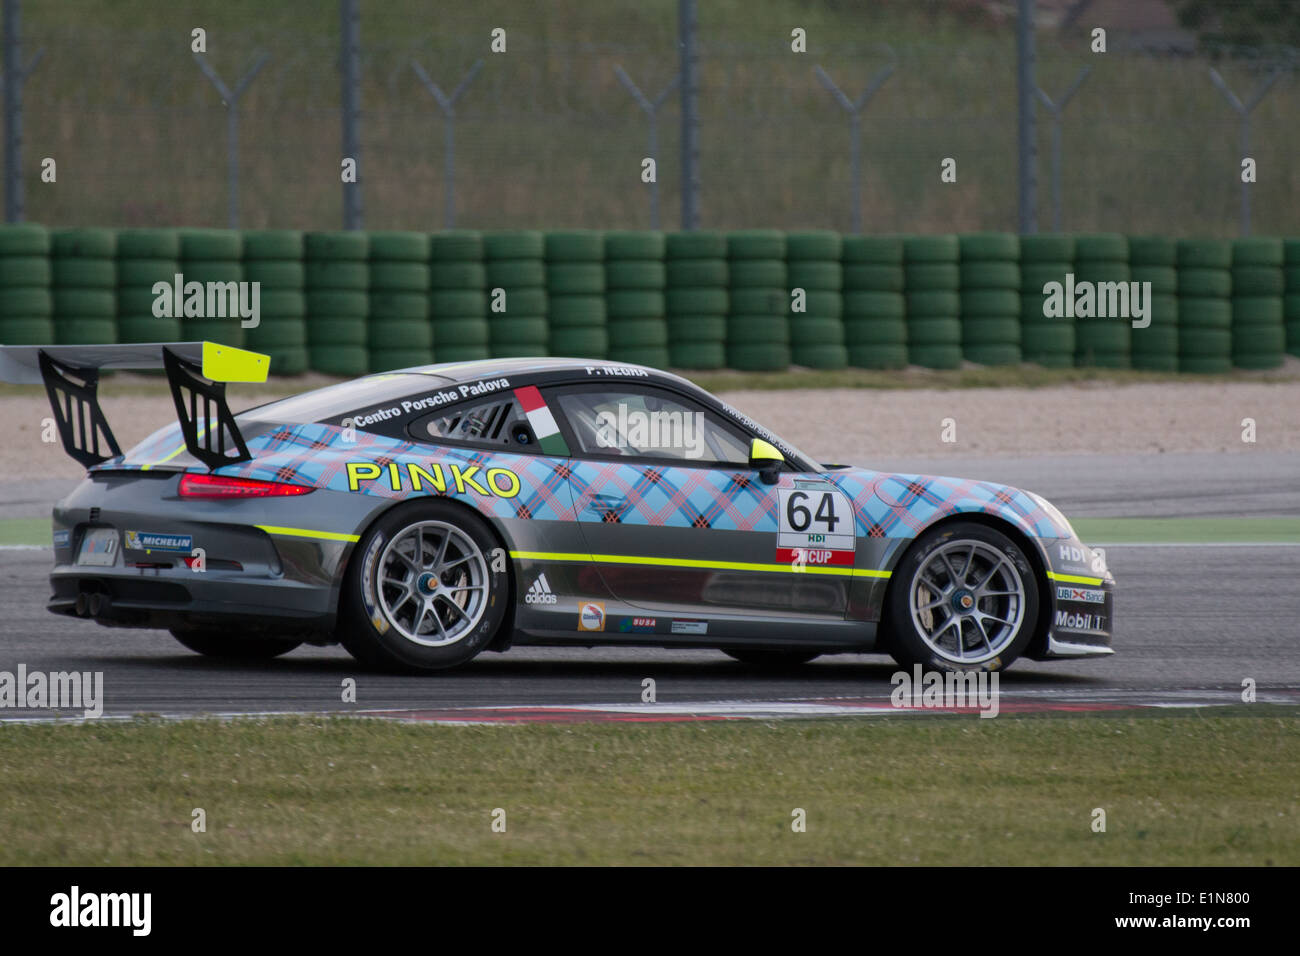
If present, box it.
[885,521,1039,673]
[724,649,821,667]
[338,501,510,672]
[170,628,302,660]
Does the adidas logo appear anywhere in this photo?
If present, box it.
[524,573,558,605]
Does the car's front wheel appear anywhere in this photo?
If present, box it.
[885,521,1038,672]
[338,500,509,672]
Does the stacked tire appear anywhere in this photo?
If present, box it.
[664,231,728,369]
[786,230,846,370]
[0,224,53,345]
[959,233,1021,365]
[430,231,490,363]
[842,236,906,369]
[178,229,243,348]
[242,230,307,374]
[604,231,668,367]
[367,231,431,373]
[116,229,181,345]
[1287,240,1300,358]
[545,231,606,359]
[1018,235,1074,367]
[1128,236,1179,372]
[1073,234,1130,368]
[1176,239,1233,374]
[53,228,117,346]
[485,230,547,358]
[727,229,789,371]
[903,235,961,369]
[1230,238,1285,370]
[305,231,369,376]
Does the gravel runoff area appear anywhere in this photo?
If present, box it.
[0,378,1297,482]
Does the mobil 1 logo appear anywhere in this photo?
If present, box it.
[777,486,856,562]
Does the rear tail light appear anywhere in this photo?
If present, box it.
[178,473,314,499]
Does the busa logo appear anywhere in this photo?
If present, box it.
[618,617,656,633]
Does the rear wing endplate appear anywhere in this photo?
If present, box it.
[0,341,270,470]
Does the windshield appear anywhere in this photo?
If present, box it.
[237,373,443,425]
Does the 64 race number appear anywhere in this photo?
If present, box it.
[777,487,855,553]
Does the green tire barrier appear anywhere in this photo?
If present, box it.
[727,231,788,370]
[843,243,906,369]
[486,229,547,359]
[958,233,1020,365]
[177,228,245,349]
[368,231,431,372]
[1072,234,1130,368]
[116,228,181,346]
[787,230,845,369]
[904,235,960,368]
[604,231,667,366]
[842,235,904,264]
[1230,238,1284,370]
[0,224,53,346]
[430,230,488,362]
[1129,236,1178,372]
[305,231,366,371]
[545,231,604,359]
[665,230,728,259]
[53,228,116,345]
[1177,239,1232,373]
[1286,240,1300,357]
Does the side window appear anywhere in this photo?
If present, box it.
[552,387,750,465]
[408,396,537,450]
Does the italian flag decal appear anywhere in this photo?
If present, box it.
[514,386,570,457]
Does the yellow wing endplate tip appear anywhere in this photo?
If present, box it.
[201,341,270,383]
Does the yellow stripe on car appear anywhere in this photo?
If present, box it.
[256,524,360,543]
[1046,570,1105,586]
[509,550,890,578]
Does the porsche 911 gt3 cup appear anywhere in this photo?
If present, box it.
[1,341,1115,672]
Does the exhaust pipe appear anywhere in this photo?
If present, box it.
[74,593,89,616]
[87,593,110,617]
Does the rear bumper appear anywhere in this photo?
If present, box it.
[47,471,383,634]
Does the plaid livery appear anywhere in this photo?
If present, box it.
[109,422,1069,541]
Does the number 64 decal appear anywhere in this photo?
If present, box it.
[777,487,856,553]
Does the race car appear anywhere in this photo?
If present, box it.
[1,341,1114,673]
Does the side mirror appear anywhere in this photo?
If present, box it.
[749,438,784,485]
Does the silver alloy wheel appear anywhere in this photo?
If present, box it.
[376,520,489,647]
[908,539,1026,665]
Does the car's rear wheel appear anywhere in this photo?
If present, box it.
[170,628,302,660]
[338,500,509,672]
[885,522,1038,672]
[724,649,821,667]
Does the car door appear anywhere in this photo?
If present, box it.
[545,382,851,621]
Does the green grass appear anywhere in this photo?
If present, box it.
[0,713,1296,865]
[0,518,51,547]
[1074,517,1300,545]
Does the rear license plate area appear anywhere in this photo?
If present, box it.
[76,527,120,567]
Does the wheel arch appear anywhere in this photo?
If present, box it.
[879,510,1054,659]
[338,494,520,649]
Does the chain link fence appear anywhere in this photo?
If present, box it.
[3,0,1297,235]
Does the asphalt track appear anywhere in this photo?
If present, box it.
[1,451,1298,719]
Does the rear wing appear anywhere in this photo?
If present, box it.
[0,341,270,471]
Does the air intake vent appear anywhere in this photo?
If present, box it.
[88,507,101,522]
